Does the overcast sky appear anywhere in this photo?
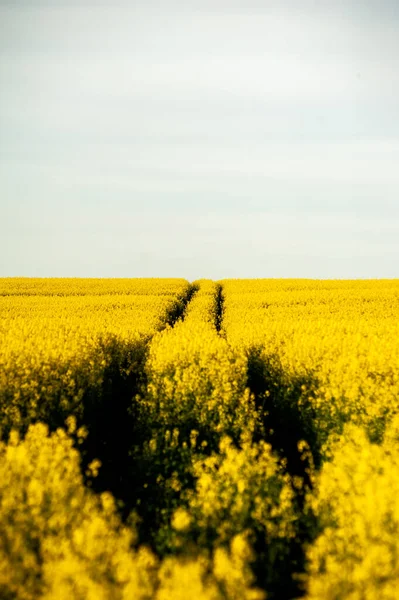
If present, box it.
[1,0,399,279]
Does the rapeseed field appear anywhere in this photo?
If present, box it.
[1,277,399,599]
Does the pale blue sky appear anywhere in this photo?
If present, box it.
[1,0,399,278]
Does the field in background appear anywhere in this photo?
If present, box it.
[1,278,399,599]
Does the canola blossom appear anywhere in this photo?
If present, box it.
[222,279,399,446]
[2,277,399,598]
[0,421,157,600]
[0,278,188,435]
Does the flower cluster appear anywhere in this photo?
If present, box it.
[0,278,188,435]
[0,421,157,600]
[304,424,399,599]
[222,278,399,446]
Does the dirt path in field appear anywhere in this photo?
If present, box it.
[215,282,316,599]
[80,282,200,518]
[165,282,199,326]
[214,282,224,332]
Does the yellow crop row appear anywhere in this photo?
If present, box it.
[0,421,156,600]
[222,278,399,444]
[0,279,189,434]
[304,420,399,600]
[141,279,252,444]
[221,279,399,598]
[0,277,188,296]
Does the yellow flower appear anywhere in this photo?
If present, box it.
[172,508,191,532]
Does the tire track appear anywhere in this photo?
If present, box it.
[218,284,319,599]
[80,282,199,519]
